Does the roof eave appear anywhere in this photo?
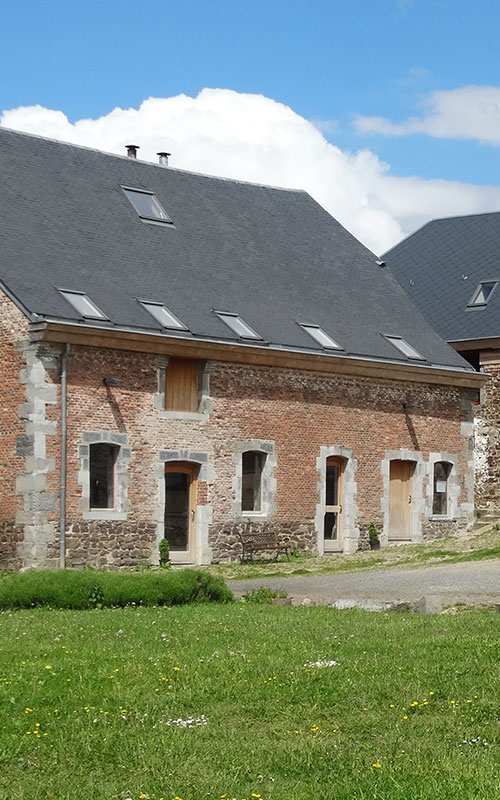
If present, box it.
[31,319,487,389]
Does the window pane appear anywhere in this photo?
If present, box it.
[142,302,187,330]
[385,335,424,360]
[123,189,172,222]
[324,512,338,540]
[242,451,265,511]
[469,281,497,306]
[302,325,342,350]
[218,313,262,339]
[90,444,117,508]
[326,464,339,506]
[60,291,106,319]
[433,461,451,515]
[165,472,190,550]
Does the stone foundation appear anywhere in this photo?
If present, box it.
[209,521,317,563]
[0,521,24,570]
[64,520,157,569]
[421,517,470,541]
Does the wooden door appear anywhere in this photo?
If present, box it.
[389,460,414,540]
[164,462,198,563]
[323,457,344,552]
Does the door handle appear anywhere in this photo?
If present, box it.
[339,505,343,514]
[191,509,196,521]
[408,495,412,504]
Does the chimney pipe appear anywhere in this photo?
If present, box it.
[157,151,171,167]
[125,144,139,159]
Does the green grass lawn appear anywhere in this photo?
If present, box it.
[1,604,500,800]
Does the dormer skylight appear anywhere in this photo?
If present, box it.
[384,335,425,360]
[467,280,498,307]
[59,290,107,320]
[300,324,342,350]
[140,301,187,330]
[122,187,172,224]
[216,312,262,340]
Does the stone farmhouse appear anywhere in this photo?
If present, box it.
[384,211,500,518]
[0,127,485,570]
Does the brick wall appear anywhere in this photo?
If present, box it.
[1,321,476,569]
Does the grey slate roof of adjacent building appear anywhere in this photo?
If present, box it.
[384,211,500,343]
[0,126,471,372]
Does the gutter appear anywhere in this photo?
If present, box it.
[59,344,70,569]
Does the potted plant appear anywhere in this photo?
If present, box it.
[159,538,171,568]
[368,523,380,550]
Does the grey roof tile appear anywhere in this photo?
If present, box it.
[0,126,469,371]
[384,211,500,342]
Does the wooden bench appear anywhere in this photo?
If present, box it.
[237,530,289,562]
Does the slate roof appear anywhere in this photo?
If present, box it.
[0,126,470,372]
[384,211,500,343]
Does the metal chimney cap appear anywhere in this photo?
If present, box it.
[125,144,140,158]
[157,151,171,167]
[157,151,171,157]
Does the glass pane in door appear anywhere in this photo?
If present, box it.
[324,511,338,540]
[165,472,190,551]
[326,465,339,505]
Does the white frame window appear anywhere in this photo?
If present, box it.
[140,301,188,330]
[59,290,107,320]
[300,324,342,350]
[467,280,498,307]
[216,312,262,340]
[384,335,425,360]
[122,187,172,224]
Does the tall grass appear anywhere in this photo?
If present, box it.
[0,568,233,609]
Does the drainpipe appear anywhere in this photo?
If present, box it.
[59,344,70,569]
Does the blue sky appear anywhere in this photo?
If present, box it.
[2,0,500,251]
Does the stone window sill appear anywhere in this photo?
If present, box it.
[428,516,455,522]
[83,511,128,521]
[157,409,210,422]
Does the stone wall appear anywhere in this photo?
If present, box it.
[475,358,500,512]
[64,520,157,569]
[209,521,316,563]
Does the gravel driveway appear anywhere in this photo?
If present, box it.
[229,559,500,606]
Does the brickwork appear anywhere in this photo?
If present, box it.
[0,306,477,568]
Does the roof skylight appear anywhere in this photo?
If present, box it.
[384,335,425,360]
[123,187,172,224]
[467,280,498,307]
[300,324,342,350]
[140,301,187,330]
[59,290,107,320]
[216,312,262,340]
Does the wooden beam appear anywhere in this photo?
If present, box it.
[36,322,487,388]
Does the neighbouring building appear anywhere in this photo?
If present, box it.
[384,211,500,517]
[0,127,485,570]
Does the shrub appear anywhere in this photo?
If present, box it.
[158,538,171,568]
[368,523,380,545]
[0,568,233,610]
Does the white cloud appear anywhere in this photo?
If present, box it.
[2,88,500,254]
[354,85,500,144]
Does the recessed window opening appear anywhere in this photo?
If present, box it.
[433,461,452,516]
[467,280,498,307]
[90,443,119,509]
[300,324,342,350]
[141,301,188,330]
[216,312,262,340]
[384,335,425,360]
[165,358,199,412]
[241,451,266,512]
[123,187,172,223]
[59,290,107,320]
